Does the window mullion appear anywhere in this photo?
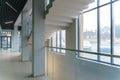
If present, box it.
[97,0,100,61]
[110,0,114,64]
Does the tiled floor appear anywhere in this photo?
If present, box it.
[0,51,48,80]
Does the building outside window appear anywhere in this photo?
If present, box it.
[0,31,12,48]
[50,30,66,53]
[61,30,66,53]
[52,32,57,51]
[113,1,120,65]
[78,0,120,65]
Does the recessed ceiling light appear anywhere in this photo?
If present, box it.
[4,21,13,24]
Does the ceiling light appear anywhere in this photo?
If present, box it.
[4,21,13,24]
[5,2,17,12]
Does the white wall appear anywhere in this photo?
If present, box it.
[66,19,76,49]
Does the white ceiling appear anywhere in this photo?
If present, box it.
[45,0,94,38]
[15,0,94,39]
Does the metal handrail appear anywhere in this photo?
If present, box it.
[46,46,120,58]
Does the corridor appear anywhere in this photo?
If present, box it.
[0,51,48,80]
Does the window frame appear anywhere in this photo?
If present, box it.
[77,0,120,66]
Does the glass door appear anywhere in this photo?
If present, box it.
[1,37,8,48]
[1,36,11,48]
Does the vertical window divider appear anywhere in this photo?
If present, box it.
[97,0,100,61]
[7,37,8,48]
[10,36,12,48]
[1,37,3,48]
[110,0,113,64]
[77,16,80,57]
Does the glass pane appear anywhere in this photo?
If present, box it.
[2,37,7,48]
[113,1,120,56]
[99,5,111,62]
[57,31,60,52]
[100,56,111,63]
[113,58,120,65]
[99,5,111,54]
[52,32,56,51]
[83,0,97,11]
[8,37,11,47]
[61,30,66,53]
[80,53,97,60]
[49,37,52,51]
[81,9,97,52]
[99,0,110,5]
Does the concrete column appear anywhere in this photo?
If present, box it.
[21,11,29,61]
[79,15,83,50]
[45,39,49,76]
[32,0,45,77]
[66,19,77,49]
[13,25,19,52]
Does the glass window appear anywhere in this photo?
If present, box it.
[81,53,97,60]
[61,30,66,53]
[81,10,97,52]
[79,10,97,60]
[89,0,97,8]
[99,0,110,6]
[100,56,111,63]
[50,30,66,53]
[99,4,111,62]
[113,1,120,65]
[99,5,111,54]
[8,37,11,48]
[49,36,53,51]
[57,31,60,52]
[83,0,97,11]
[2,37,7,48]
[84,0,97,11]
[52,32,57,51]
[79,0,120,66]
